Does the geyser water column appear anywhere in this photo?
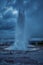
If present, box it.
[15,0,26,50]
[15,9,26,50]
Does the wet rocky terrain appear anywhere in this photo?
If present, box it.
[0,47,43,65]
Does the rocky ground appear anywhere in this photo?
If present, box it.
[0,47,43,65]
